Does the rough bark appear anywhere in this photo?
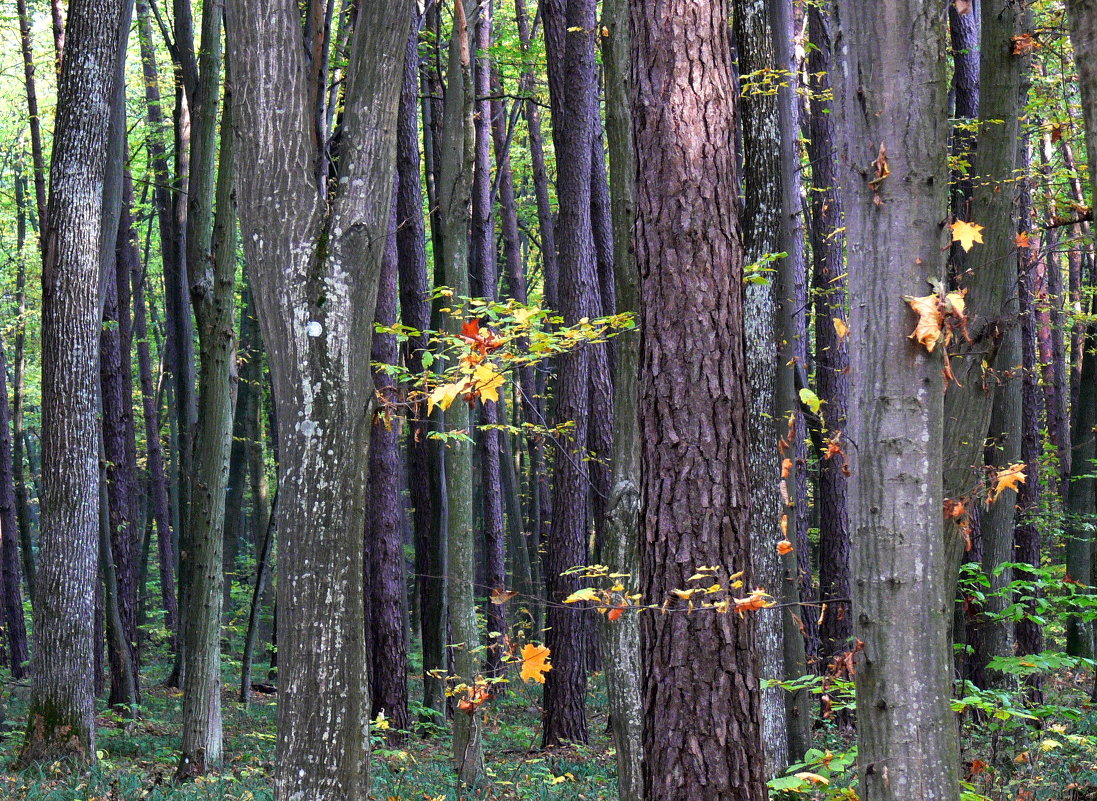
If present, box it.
[631,0,766,797]
[394,13,446,719]
[833,0,960,798]
[226,0,409,795]
[368,198,410,740]
[541,0,599,748]
[20,0,127,766]
[1067,1,1097,217]
[807,2,851,664]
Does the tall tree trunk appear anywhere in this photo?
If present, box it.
[178,69,237,780]
[436,0,484,781]
[368,199,410,740]
[395,13,446,719]
[598,0,642,794]
[541,0,599,748]
[130,218,179,653]
[20,0,128,765]
[631,0,766,797]
[225,1,409,797]
[0,341,29,676]
[807,2,851,665]
[733,0,789,773]
[1014,176,1044,699]
[833,1,960,799]
[767,0,812,760]
[100,193,141,710]
[12,172,37,607]
[470,0,508,685]
[971,311,1021,687]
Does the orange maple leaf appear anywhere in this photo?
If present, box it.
[520,643,553,683]
[1015,231,1031,249]
[733,589,775,616]
[776,539,794,556]
[987,463,1027,505]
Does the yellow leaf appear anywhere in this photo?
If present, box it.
[520,643,552,683]
[795,772,830,786]
[1039,739,1062,752]
[799,387,823,414]
[428,381,465,415]
[833,316,849,341]
[986,463,1027,504]
[905,293,944,352]
[563,587,600,604]
[512,306,540,327]
[950,219,985,252]
[471,363,505,403]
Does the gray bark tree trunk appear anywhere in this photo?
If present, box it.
[833,1,960,798]
[598,0,642,796]
[20,0,128,766]
[225,0,410,796]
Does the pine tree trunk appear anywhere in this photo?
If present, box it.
[368,198,410,740]
[807,3,851,665]
[541,0,600,748]
[631,0,767,796]
[20,0,128,765]
[833,0,960,797]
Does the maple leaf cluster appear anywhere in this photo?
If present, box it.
[427,319,507,414]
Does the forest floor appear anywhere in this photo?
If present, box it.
[0,658,1094,800]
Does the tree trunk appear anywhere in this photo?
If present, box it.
[225,1,409,796]
[631,0,767,796]
[20,0,128,765]
[733,0,793,774]
[807,3,851,665]
[12,173,37,609]
[368,198,410,740]
[394,13,446,719]
[178,67,236,780]
[541,0,599,748]
[0,342,29,676]
[436,0,484,781]
[598,0,642,794]
[1067,1,1097,226]
[130,211,179,653]
[470,0,508,686]
[833,0,960,798]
